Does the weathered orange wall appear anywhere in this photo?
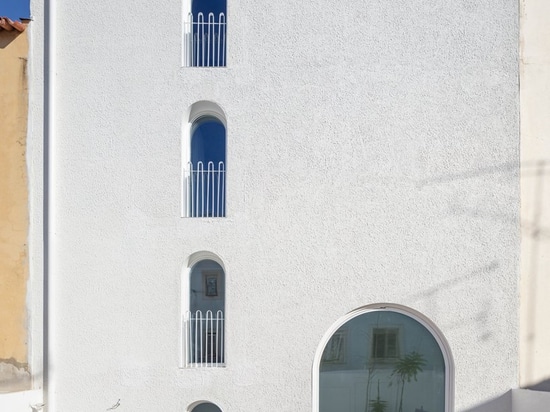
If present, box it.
[0,28,30,392]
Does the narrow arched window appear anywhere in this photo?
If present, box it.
[314,305,453,412]
[183,102,226,218]
[183,0,227,67]
[183,258,225,367]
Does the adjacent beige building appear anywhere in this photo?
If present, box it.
[520,0,550,390]
[0,17,31,393]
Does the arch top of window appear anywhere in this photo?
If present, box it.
[317,304,454,358]
[187,101,226,126]
[188,400,223,412]
[187,251,225,270]
[313,303,455,412]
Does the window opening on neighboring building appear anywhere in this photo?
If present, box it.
[371,327,400,360]
[183,101,226,218]
[314,305,453,412]
[188,401,223,412]
[183,0,227,67]
[182,258,225,367]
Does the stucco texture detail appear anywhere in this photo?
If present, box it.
[0,29,30,392]
[36,0,518,410]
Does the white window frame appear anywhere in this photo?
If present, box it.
[181,101,227,218]
[312,303,455,412]
[187,400,224,412]
[180,251,227,368]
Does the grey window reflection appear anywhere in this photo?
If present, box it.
[189,260,225,364]
[320,311,445,412]
[191,402,222,412]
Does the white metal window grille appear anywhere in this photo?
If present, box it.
[183,12,226,67]
[183,310,225,367]
[184,161,226,217]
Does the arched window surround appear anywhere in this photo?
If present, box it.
[312,303,454,412]
[187,400,224,412]
[180,251,227,368]
[182,101,227,218]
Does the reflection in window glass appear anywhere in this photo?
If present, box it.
[372,328,399,360]
[191,402,222,412]
[320,311,445,412]
[187,260,225,365]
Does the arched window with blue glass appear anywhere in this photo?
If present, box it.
[183,0,227,67]
[183,101,226,218]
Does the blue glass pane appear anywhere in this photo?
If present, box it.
[189,118,226,217]
[191,118,226,165]
[320,311,445,412]
[192,0,226,16]
[191,0,227,67]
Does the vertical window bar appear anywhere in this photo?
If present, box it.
[200,13,206,67]
[193,162,200,217]
[207,162,211,217]
[194,13,200,67]
[212,162,216,217]
[215,311,219,363]
[215,162,221,217]
[200,310,205,367]
[207,13,213,67]
[196,312,199,364]
[187,162,193,218]
[218,310,224,364]
[221,163,225,217]
[198,161,204,217]
[216,13,223,66]
[220,13,226,67]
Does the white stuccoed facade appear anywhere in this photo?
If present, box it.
[23,0,543,411]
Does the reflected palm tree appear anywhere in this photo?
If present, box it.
[391,352,426,412]
[369,380,387,412]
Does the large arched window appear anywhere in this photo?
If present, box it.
[181,252,226,367]
[183,0,227,67]
[183,101,226,218]
[314,305,453,412]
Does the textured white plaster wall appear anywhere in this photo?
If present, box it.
[32,0,518,411]
[0,389,43,412]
